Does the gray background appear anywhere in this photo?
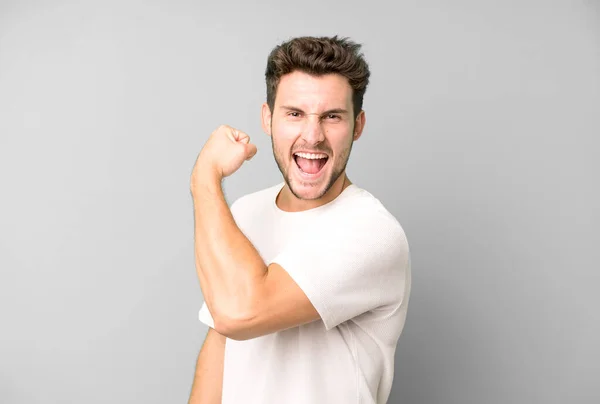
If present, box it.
[0,0,598,403]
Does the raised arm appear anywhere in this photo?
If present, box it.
[190,125,320,340]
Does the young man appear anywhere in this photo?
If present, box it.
[188,36,411,404]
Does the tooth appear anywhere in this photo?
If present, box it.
[294,152,327,160]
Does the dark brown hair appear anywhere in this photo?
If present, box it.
[265,35,370,119]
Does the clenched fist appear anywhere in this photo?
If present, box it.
[190,125,258,190]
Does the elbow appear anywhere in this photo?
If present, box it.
[210,270,267,341]
[213,311,257,341]
[211,293,261,341]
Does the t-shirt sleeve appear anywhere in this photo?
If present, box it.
[198,301,215,328]
[269,207,410,331]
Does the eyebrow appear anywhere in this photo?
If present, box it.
[280,105,349,115]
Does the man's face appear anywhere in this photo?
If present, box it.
[262,71,365,201]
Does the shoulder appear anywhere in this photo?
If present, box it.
[323,186,411,267]
[334,186,408,241]
[229,182,282,217]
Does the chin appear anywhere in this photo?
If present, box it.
[290,182,329,200]
[286,169,337,201]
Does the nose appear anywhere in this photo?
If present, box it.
[301,115,325,144]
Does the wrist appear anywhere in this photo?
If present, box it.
[190,163,223,197]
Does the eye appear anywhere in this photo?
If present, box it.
[288,111,301,118]
[326,114,341,120]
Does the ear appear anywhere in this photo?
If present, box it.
[261,103,272,136]
[353,110,366,141]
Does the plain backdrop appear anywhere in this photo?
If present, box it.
[0,1,598,403]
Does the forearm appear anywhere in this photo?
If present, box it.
[191,171,267,325]
[188,328,226,404]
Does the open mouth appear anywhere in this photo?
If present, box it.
[293,152,329,176]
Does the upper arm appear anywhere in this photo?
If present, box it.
[215,262,320,340]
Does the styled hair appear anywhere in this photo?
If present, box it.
[265,35,370,119]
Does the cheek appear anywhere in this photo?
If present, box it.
[272,123,298,147]
[274,121,298,137]
[330,134,353,154]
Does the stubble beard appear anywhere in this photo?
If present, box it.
[270,123,354,201]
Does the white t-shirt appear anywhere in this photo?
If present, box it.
[198,181,411,404]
